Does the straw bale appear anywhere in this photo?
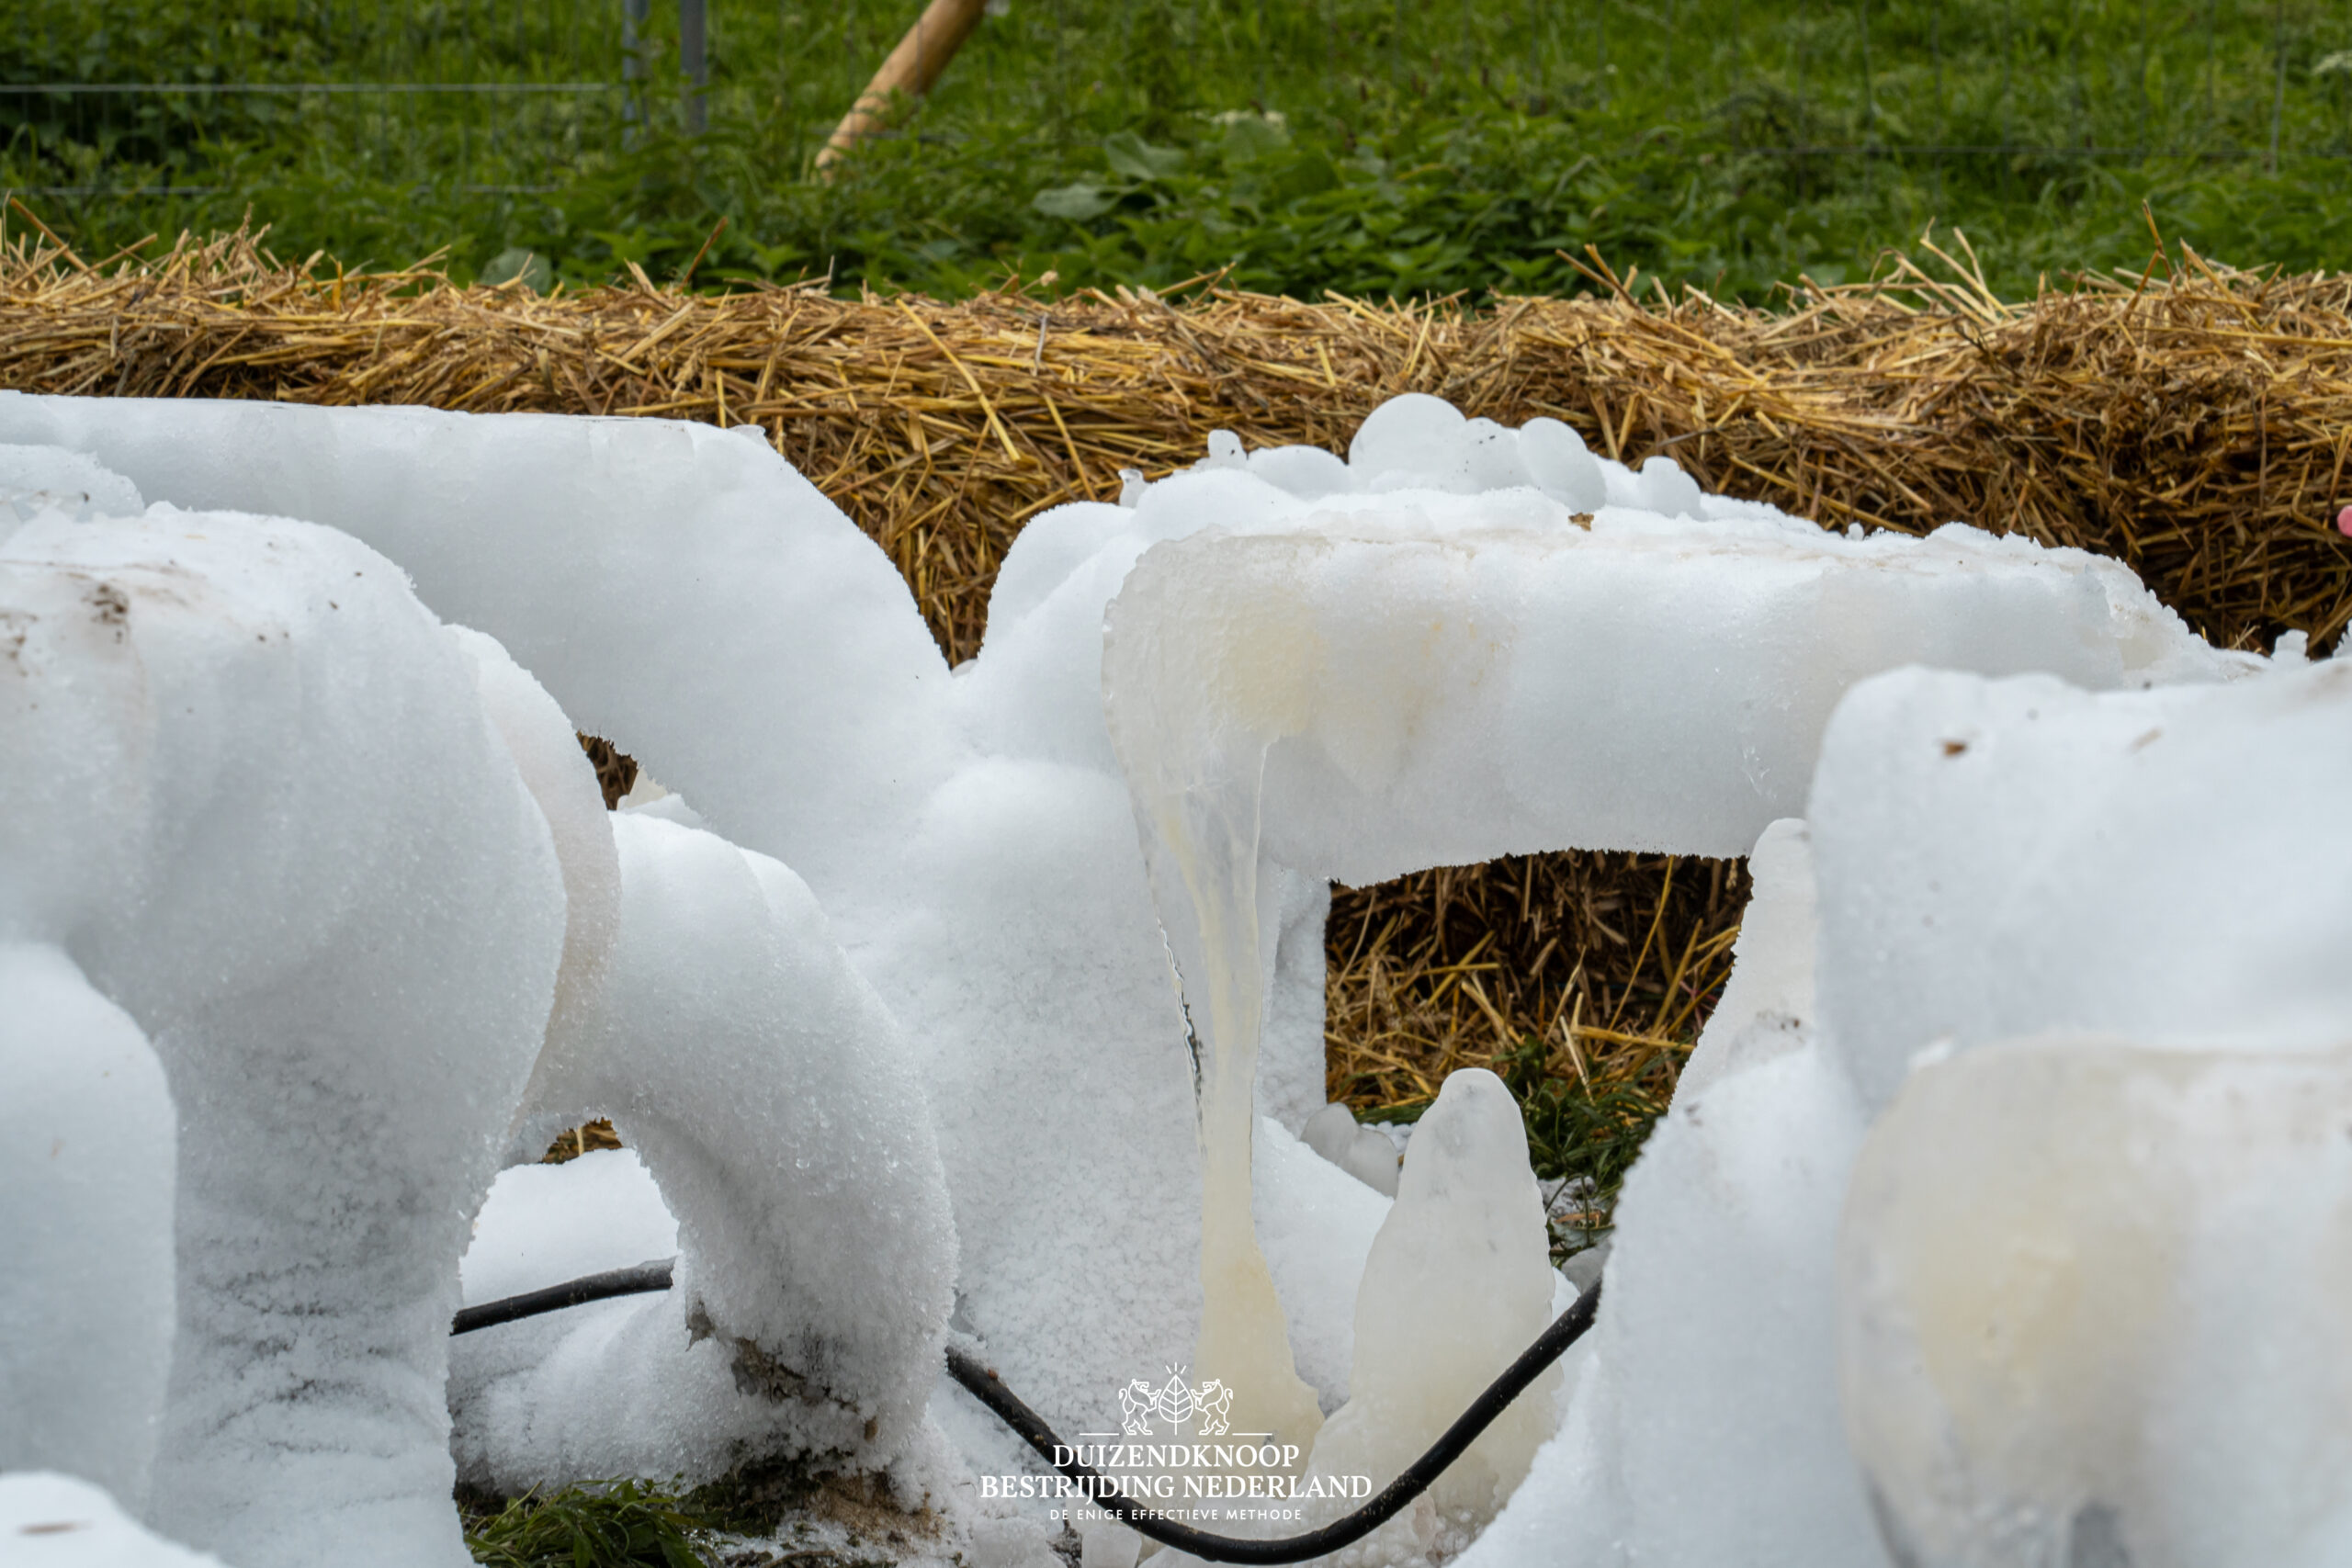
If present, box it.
[5,223,2346,1111]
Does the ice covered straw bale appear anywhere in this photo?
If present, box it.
[932,388,2212,1419]
[1104,513,2224,890]
[452,810,956,1491]
[1676,818,1816,1104]
[0,509,569,1568]
[0,398,1219,1478]
[1841,1034,2352,1568]
[1457,1028,1885,1568]
[1808,655,2352,1113]
[0,945,175,1509]
[0,443,142,532]
[0,392,956,919]
[1301,1070,1559,1564]
[0,1472,229,1566]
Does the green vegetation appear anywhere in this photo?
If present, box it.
[458,1467,902,1568]
[1376,1033,1676,1255]
[462,1479,713,1568]
[7,0,2352,299]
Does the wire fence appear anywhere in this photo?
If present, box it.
[6,1,2352,200]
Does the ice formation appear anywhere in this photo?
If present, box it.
[1675,817,1815,1104]
[0,1472,230,1566]
[0,392,1307,1451]
[1463,1022,1883,1568]
[1804,658,2352,1564]
[12,382,2335,1568]
[1301,1102,1403,1197]
[1299,1070,1561,1563]
[451,810,956,1491]
[1842,1034,2352,1568]
[1096,405,2228,1530]
[0,506,569,1566]
[1810,655,2352,1111]
[0,442,142,527]
[0,393,955,913]
[1102,496,2222,886]
[0,945,175,1510]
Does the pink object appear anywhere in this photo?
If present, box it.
[2340,505,2352,537]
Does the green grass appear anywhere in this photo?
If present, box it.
[458,1466,902,1568]
[7,0,2352,300]
[462,1479,714,1568]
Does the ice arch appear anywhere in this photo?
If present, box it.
[1093,457,2232,1550]
[450,810,957,1492]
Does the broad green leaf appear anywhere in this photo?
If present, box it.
[1033,181,1118,220]
[1102,130,1187,181]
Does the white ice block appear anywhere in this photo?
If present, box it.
[1810,657,2352,1112]
[1842,1034,2352,1568]
[1105,513,2222,892]
[1302,1070,1560,1563]
[1455,1031,1884,1568]
[0,945,175,1511]
[0,392,958,920]
[0,1472,229,1566]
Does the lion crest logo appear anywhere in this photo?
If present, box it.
[1117,1366,1236,1436]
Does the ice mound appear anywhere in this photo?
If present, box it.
[1092,417,2222,1529]
[1676,818,1815,1103]
[1458,1020,1881,1568]
[1,509,570,1566]
[6,386,2296,1568]
[452,811,956,1491]
[0,945,175,1509]
[1467,653,2352,1568]
[0,1472,229,1566]
[0,393,956,916]
[1300,1070,1560,1564]
[1842,1035,2352,1568]
[1811,655,2352,1112]
[1301,1102,1403,1196]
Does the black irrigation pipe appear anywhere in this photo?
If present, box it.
[449,1258,1602,1566]
[449,1258,677,1335]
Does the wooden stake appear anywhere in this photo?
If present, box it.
[817,0,990,175]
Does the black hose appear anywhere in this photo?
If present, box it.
[447,1258,1601,1565]
[944,1284,1600,1565]
[449,1258,676,1335]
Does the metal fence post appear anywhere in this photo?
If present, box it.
[682,0,708,134]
